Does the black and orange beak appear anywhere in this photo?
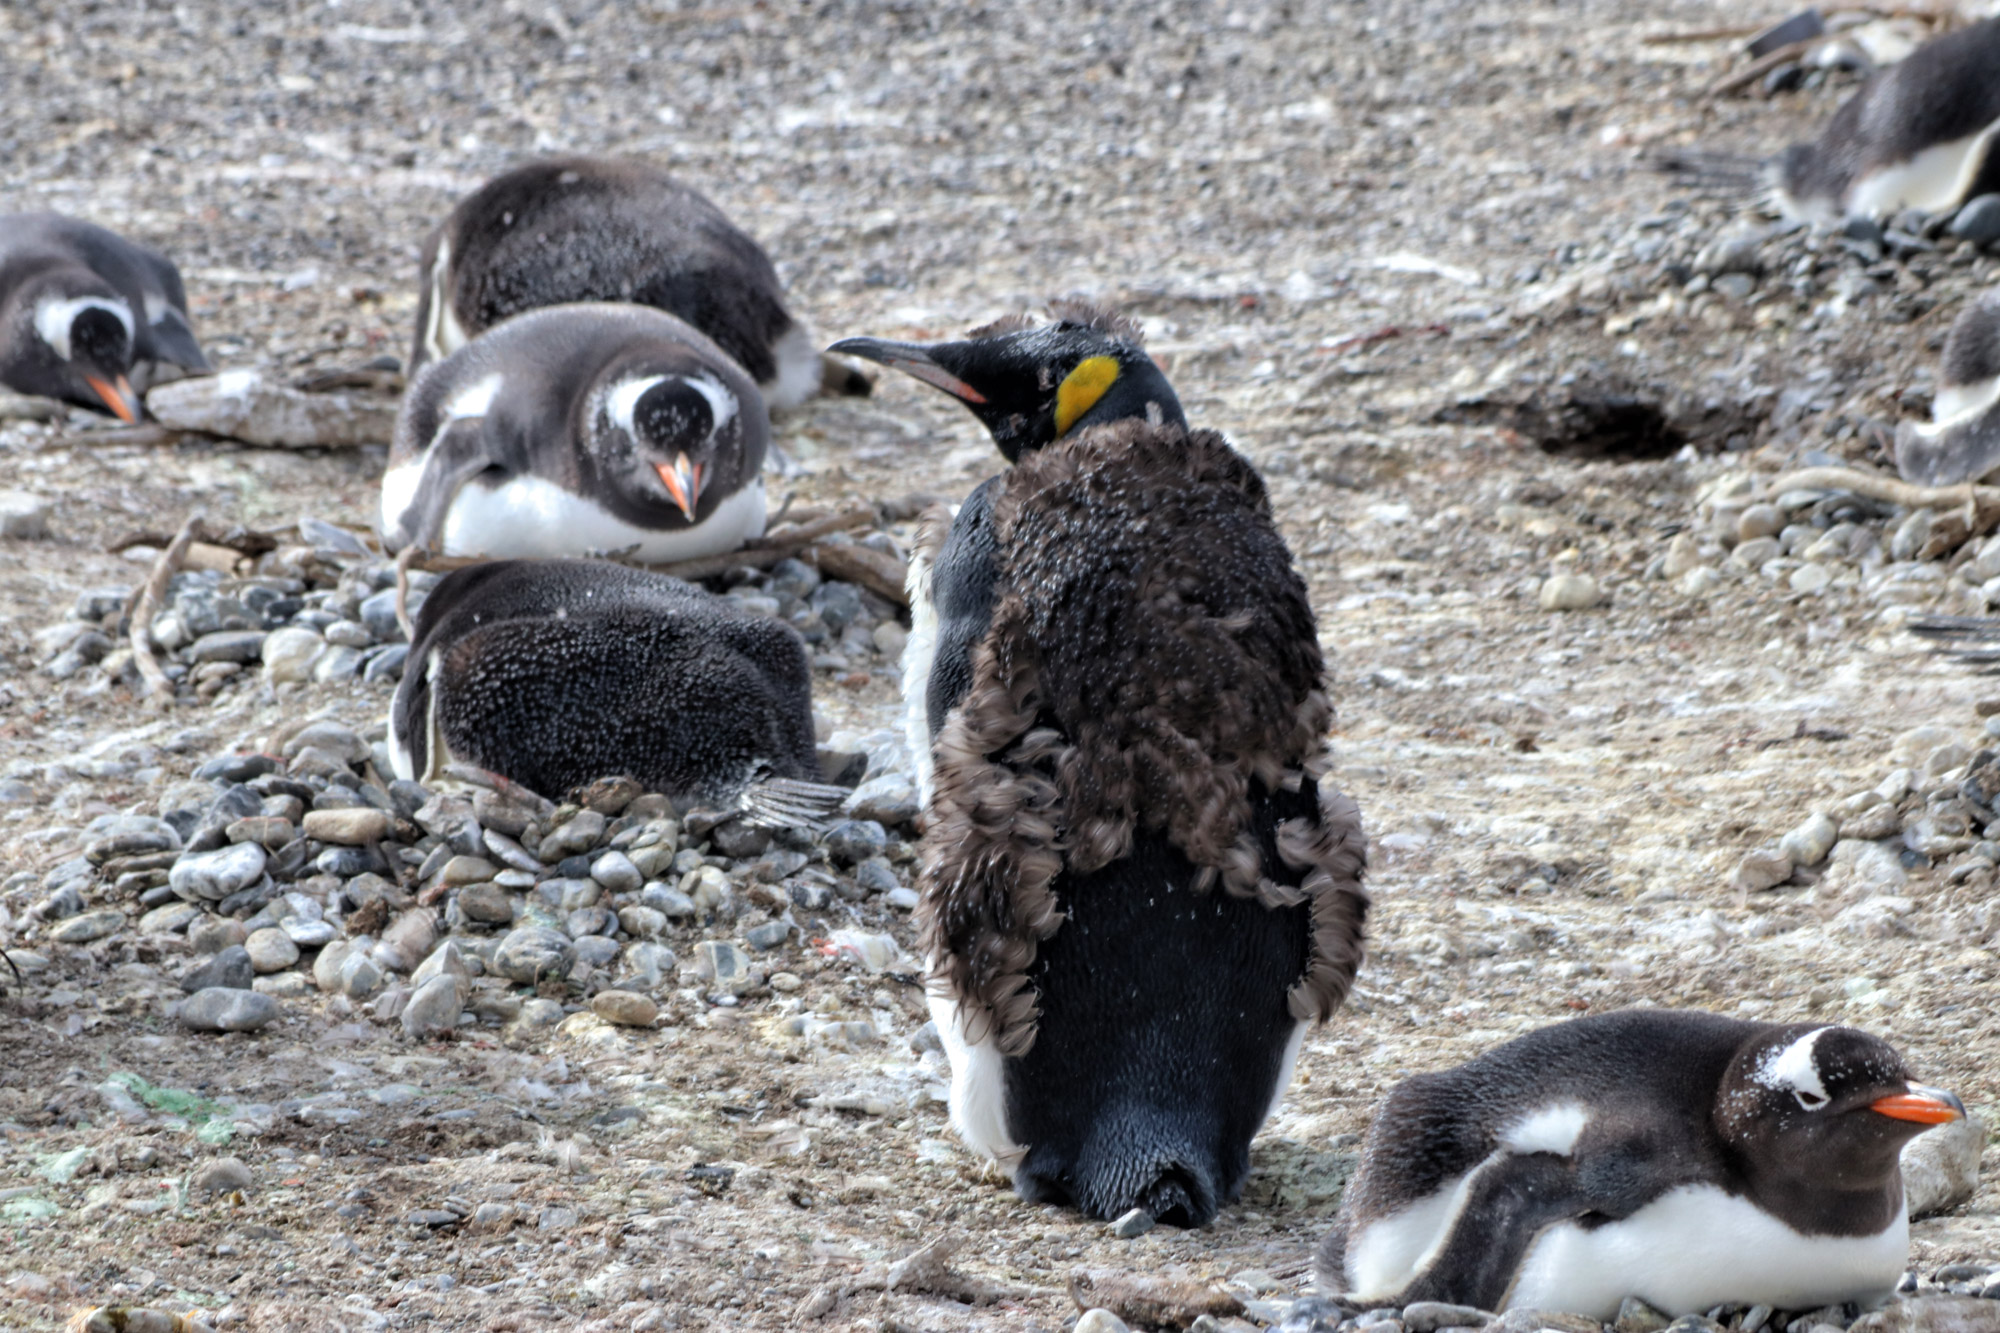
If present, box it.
[826,336,989,405]
[654,452,705,522]
[85,373,139,424]
[1871,1084,1964,1126]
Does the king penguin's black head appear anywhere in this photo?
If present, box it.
[828,302,1186,462]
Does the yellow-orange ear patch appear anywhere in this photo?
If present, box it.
[1053,355,1120,436]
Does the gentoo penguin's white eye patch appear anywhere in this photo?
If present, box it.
[680,373,738,435]
[34,296,135,361]
[444,372,503,421]
[1500,1102,1590,1157]
[606,376,666,436]
[1756,1027,1833,1110]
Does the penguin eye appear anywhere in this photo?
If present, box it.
[1793,1088,1829,1111]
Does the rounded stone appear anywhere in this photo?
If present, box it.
[822,819,889,866]
[589,850,642,893]
[261,627,325,683]
[244,927,300,973]
[302,807,393,845]
[493,927,576,984]
[590,990,659,1027]
[1789,563,1832,595]
[179,986,280,1032]
[401,973,462,1037]
[1777,813,1839,868]
[1735,503,1785,542]
[1538,573,1601,611]
[48,909,126,944]
[457,883,516,924]
[170,842,268,903]
[1732,847,1793,892]
[1950,193,2000,244]
[181,944,255,993]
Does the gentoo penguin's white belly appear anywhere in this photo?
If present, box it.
[926,989,1024,1169]
[379,463,767,562]
[1923,375,2000,436]
[1846,116,2000,218]
[1506,1186,1909,1319]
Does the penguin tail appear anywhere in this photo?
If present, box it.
[734,776,853,830]
[1644,147,1765,193]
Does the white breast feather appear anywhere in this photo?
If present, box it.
[1345,1163,1492,1300]
[927,989,1024,1169]
[1500,1102,1590,1156]
[1845,117,2000,218]
[424,472,766,561]
[421,234,468,365]
[901,536,941,806]
[766,324,823,410]
[1506,1184,1908,1318]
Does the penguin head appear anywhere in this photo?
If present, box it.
[1719,1024,1962,1190]
[16,271,140,421]
[828,302,1186,462]
[593,362,747,522]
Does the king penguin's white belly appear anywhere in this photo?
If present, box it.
[1506,1186,1908,1319]
[927,989,1024,1168]
[380,463,766,561]
[901,539,941,805]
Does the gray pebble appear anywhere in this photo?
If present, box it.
[822,819,889,865]
[492,927,576,984]
[1404,1304,1494,1333]
[245,927,300,972]
[590,850,642,893]
[1950,194,2000,244]
[744,920,792,951]
[186,630,267,664]
[853,858,900,895]
[711,819,772,859]
[541,810,607,859]
[401,973,462,1037]
[885,887,920,911]
[180,945,254,993]
[179,986,280,1032]
[573,935,621,968]
[1108,1207,1154,1238]
[457,883,516,924]
[48,909,126,944]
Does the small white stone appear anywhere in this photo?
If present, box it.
[1777,813,1838,868]
[1789,563,1832,595]
[261,627,325,684]
[244,927,299,973]
[0,490,50,540]
[1538,573,1600,611]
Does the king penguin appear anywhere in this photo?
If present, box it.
[379,302,768,562]
[828,304,1370,1228]
[1317,1009,1965,1318]
[409,155,865,408]
[390,558,822,806]
[1896,290,2000,486]
[0,212,209,421]
[1776,17,2000,222]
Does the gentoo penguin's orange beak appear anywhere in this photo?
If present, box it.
[826,336,989,405]
[654,453,705,522]
[1870,1085,1963,1125]
[85,373,139,423]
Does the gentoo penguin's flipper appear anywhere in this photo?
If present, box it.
[145,309,211,375]
[386,416,495,554]
[733,777,853,830]
[1386,1153,1584,1312]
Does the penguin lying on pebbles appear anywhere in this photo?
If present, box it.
[1317,1009,1964,1318]
[831,305,1369,1228]
[0,212,209,421]
[410,155,866,407]
[1896,291,2000,486]
[389,558,826,810]
[1776,17,2000,222]
[379,302,768,561]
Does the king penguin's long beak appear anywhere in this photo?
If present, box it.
[826,336,988,405]
[1871,1084,1964,1125]
[85,373,139,424]
[654,453,705,522]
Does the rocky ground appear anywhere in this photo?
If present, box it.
[3,0,2000,1331]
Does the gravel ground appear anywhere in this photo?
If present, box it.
[2,1,1999,1331]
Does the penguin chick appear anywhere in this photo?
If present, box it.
[1775,17,2000,223]
[1896,290,2000,485]
[1317,1009,1965,1318]
[0,212,210,421]
[832,304,1369,1228]
[410,155,866,408]
[379,302,768,561]
[389,558,819,805]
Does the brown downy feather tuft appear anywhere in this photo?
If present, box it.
[965,312,1041,339]
[1044,298,1145,342]
[918,418,1367,1051]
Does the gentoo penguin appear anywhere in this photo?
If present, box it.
[390,558,820,806]
[410,155,865,408]
[379,302,768,561]
[1317,1009,1965,1318]
[1776,17,2000,222]
[0,213,209,421]
[1896,291,2000,485]
[830,305,1369,1227]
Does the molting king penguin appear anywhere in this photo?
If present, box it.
[829,303,1369,1228]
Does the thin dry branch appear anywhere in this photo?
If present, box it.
[131,514,202,702]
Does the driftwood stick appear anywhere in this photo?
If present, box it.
[131,515,202,701]
[810,541,910,609]
[650,506,877,582]
[1762,466,2000,512]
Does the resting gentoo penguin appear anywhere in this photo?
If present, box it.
[409,156,864,407]
[1896,291,2000,486]
[1317,1009,1965,1318]
[1775,17,2000,222]
[379,303,767,561]
[0,213,209,421]
[830,305,1369,1228]
[390,558,821,806]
